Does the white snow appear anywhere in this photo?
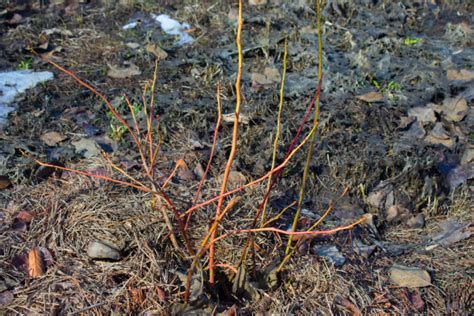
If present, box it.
[151,14,194,46]
[0,70,54,128]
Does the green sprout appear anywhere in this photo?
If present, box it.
[468,133,474,142]
[404,37,422,46]
[387,81,401,91]
[372,79,381,90]
[370,78,401,93]
[106,98,142,141]
[18,58,33,70]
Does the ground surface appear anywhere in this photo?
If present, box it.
[0,1,473,314]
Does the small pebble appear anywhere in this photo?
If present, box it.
[87,241,121,260]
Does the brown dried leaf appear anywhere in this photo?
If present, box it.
[447,68,474,81]
[15,211,35,223]
[223,304,237,316]
[129,287,144,304]
[27,248,45,278]
[0,291,14,307]
[0,175,12,190]
[178,169,195,181]
[146,43,168,59]
[107,62,141,79]
[411,289,425,311]
[72,138,101,157]
[155,287,166,303]
[424,123,454,149]
[397,116,414,129]
[6,13,23,26]
[40,131,67,146]
[222,113,250,124]
[356,91,384,103]
[339,298,362,316]
[218,171,246,190]
[407,107,437,124]
[194,162,205,179]
[442,96,468,122]
[431,220,472,246]
[249,0,268,5]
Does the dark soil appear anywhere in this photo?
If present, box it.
[0,1,472,314]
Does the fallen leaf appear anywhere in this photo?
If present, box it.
[220,304,237,316]
[15,211,35,223]
[222,113,250,124]
[107,62,141,79]
[72,138,101,157]
[461,144,474,164]
[12,218,27,231]
[155,287,166,302]
[42,28,73,37]
[0,175,12,190]
[232,264,261,300]
[407,107,437,124]
[264,67,281,83]
[424,123,454,149]
[178,169,195,181]
[0,290,14,307]
[446,164,474,190]
[339,298,362,316]
[313,245,346,266]
[27,248,45,278]
[251,67,280,89]
[194,162,205,179]
[389,264,431,288]
[38,247,54,268]
[146,43,168,59]
[129,287,144,304]
[410,289,425,311]
[35,161,64,182]
[40,131,67,146]
[6,13,23,26]
[367,183,394,210]
[385,205,411,223]
[447,68,474,81]
[356,91,384,103]
[126,42,140,49]
[218,171,246,189]
[407,214,425,228]
[352,238,376,258]
[430,220,472,247]
[12,253,28,271]
[403,120,426,139]
[249,0,268,5]
[398,116,415,129]
[442,96,468,122]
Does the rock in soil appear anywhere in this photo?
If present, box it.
[87,241,121,260]
[389,264,431,288]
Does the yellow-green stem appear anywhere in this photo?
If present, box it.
[284,0,323,256]
[261,38,288,225]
